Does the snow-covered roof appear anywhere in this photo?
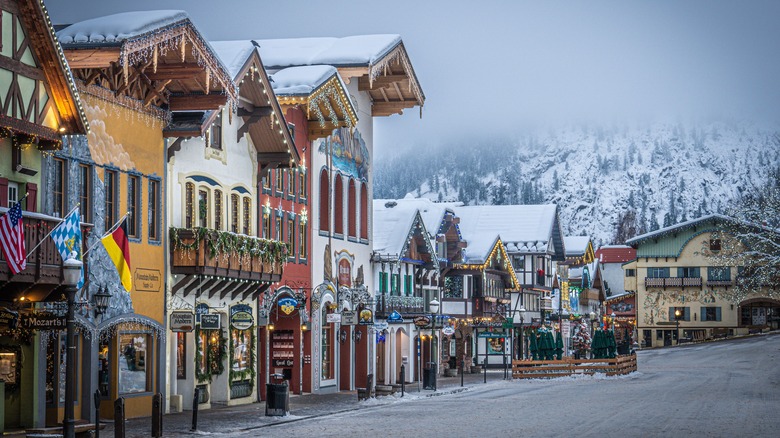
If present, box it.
[379,196,462,237]
[625,214,736,246]
[270,65,341,96]
[564,236,591,257]
[57,10,189,45]
[252,35,403,69]
[209,40,258,79]
[372,200,419,255]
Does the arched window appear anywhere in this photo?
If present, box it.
[198,188,209,228]
[360,183,368,239]
[185,182,195,228]
[242,197,251,235]
[348,179,356,237]
[319,169,329,232]
[214,189,223,230]
[231,194,239,233]
[334,175,343,235]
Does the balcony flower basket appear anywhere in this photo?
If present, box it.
[170,227,289,268]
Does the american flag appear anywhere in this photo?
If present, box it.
[0,202,26,274]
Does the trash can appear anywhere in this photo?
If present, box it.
[265,374,289,416]
[423,362,437,390]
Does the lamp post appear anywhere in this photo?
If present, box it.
[518,307,526,360]
[429,299,440,391]
[93,286,111,319]
[674,308,682,345]
[63,256,83,438]
[611,312,616,331]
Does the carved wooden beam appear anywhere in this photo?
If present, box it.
[145,63,205,81]
[169,94,227,111]
[357,74,407,91]
[372,101,416,117]
[64,48,121,69]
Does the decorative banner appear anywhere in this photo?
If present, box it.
[341,311,357,325]
[200,314,221,330]
[195,303,210,323]
[326,313,341,323]
[230,304,254,330]
[338,258,352,287]
[387,311,404,323]
[170,311,195,332]
[359,309,374,325]
[278,297,298,315]
[441,325,455,336]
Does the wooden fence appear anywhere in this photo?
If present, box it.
[512,354,637,379]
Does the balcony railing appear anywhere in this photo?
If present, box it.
[169,227,286,281]
[645,277,702,288]
[375,294,424,317]
[706,279,732,287]
[0,210,90,299]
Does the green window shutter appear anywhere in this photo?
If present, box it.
[701,307,706,321]
[669,308,675,321]
[677,267,684,277]
[662,268,670,278]
[716,307,722,322]
[693,267,700,277]
[684,307,690,321]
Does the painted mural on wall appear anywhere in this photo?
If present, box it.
[81,95,135,170]
[317,128,369,180]
[642,289,719,325]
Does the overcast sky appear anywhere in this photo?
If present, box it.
[47,0,780,159]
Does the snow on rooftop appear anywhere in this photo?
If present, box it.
[625,213,736,246]
[252,35,402,68]
[209,40,257,79]
[564,236,591,256]
[372,200,421,255]
[386,197,462,236]
[57,10,189,45]
[269,65,340,96]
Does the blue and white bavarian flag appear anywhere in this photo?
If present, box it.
[51,207,84,289]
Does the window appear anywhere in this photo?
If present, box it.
[669,307,690,322]
[391,273,400,296]
[647,267,670,278]
[262,170,271,191]
[404,274,413,296]
[52,158,66,216]
[128,175,140,238]
[709,239,721,252]
[148,179,160,241]
[119,333,150,394]
[708,266,731,281]
[298,170,306,198]
[210,123,222,150]
[214,190,223,231]
[319,170,329,232]
[185,182,195,228]
[701,307,722,322]
[231,194,239,233]
[198,189,209,228]
[105,170,117,228]
[360,184,368,239]
[176,333,186,380]
[243,197,251,235]
[262,212,271,240]
[321,306,334,380]
[334,175,343,234]
[275,215,282,242]
[379,272,388,293]
[7,181,18,206]
[347,179,356,237]
[299,220,307,259]
[287,217,295,255]
[288,169,295,196]
[78,164,91,222]
[275,170,283,195]
[98,339,110,395]
[677,267,700,278]
[625,269,636,277]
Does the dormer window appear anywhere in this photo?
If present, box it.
[210,120,222,150]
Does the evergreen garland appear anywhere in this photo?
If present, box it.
[194,325,227,384]
[170,227,289,265]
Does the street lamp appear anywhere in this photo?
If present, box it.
[429,299,440,391]
[674,308,682,345]
[93,286,111,319]
[518,306,526,360]
[63,255,83,438]
[611,312,616,331]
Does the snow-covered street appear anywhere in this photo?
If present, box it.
[209,335,779,437]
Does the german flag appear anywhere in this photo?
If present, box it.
[102,218,132,292]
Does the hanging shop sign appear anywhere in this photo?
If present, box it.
[341,311,357,325]
[326,313,342,323]
[278,297,298,315]
[273,359,294,367]
[414,316,431,328]
[195,303,210,323]
[359,309,374,325]
[387,311,404,323]
[230,304,254,330]
[21,312,66,330]
[441,325,456,336]
[200,313,221,330]
[0,308,19,330]
[170,311,195,332]
[374,322,389,331]
[477,331,508,338]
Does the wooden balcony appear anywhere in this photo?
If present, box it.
[375,294,425,317]
[645,277,702,289]
[169,227,286,282]
[706,279,732,287]
[0,209,91,301]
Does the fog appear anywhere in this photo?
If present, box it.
[47,0,780,160]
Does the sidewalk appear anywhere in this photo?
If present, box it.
[109,370,508,437]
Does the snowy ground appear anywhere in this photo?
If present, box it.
[225,335,780,437]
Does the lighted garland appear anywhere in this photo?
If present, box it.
[170,227,289,265]
[229,327,256,387]
[194,325,227,384]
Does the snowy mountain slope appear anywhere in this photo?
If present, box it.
[374,123,780,246]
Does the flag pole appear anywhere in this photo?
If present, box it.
[83,212,130,257]
[24,202,81,259]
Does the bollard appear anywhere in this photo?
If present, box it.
[460,359,464,387]
[400,364,405,397]
[503,354,508,380]
[191,387,200,431]
[483,358,487,383]
[114,397,125,438]
[152,392,163,437]
[94,390,101,438]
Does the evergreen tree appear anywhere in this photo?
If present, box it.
[612,210,639,244]
[649,212,660,231]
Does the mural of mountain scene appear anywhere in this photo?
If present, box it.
[374,122,780,246]
[318,127,370,180]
